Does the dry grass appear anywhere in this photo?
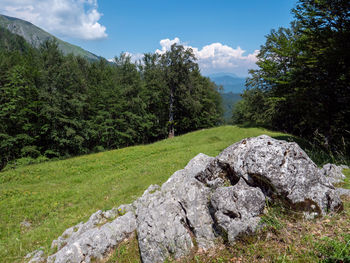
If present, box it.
[178,197,350,263]
[106,232,141,263]
[104,196,350,263]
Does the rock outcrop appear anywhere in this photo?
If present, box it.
[320,163,347,184]
[25,135,346,263]
[135,154,216,263]
[210,178,266,244]
[48,209,136,263]
[216,135,343,215]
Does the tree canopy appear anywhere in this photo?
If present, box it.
[233,0,350,158]
[0,30,223,171]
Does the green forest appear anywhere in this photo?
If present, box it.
[0,0,349,172]
[0,29,223,171]
[233,0,350,158]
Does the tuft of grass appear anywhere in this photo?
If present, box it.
[314,234,350,262]
[342,169,350,189]
[260,204,286,233]
[106,232,141,263]
[0,125,287,262]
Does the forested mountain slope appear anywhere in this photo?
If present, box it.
[0,14,101,61]
[0,32,223,171]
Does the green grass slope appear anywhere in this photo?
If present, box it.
[0,126,288,262]
[0,14,101,61]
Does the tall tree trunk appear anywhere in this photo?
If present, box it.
[0,158,7,172]
[168,87,175,138]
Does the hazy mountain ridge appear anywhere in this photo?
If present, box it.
[0,14,101,61]
[209,74,245,122]
[209,74,246,94]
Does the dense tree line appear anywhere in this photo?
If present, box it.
[0,29,223,171]
[233,0,350,157]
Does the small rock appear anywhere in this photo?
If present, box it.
[303,212,319,220]
[25,249,45,263]
[20,220,32,228]
[47,212,136,263]
[320,163,346,184]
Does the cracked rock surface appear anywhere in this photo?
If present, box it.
[217,135,343,215]
[25,135,345,263]
[136,153,216,263]
[47,212,136,263]
[211,178,266,243]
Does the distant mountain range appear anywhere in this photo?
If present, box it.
[0,14,101,61]
[208,74,246,94]
[208,74,246,122]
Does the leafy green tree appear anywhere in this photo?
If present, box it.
[160,44,199,137]
[140,53,169,140]
[234,0,350,156]
[0,64,40,169]
[0,33,223,171]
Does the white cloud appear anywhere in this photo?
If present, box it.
[0,0,107,40]
[124,52,144,63]
[156,38,259,76]
[155,37,181,54]
[108,52,144,64]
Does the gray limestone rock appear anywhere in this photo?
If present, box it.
[161,154,217,249]
[210,179,265,243]
[320,163,347,184]
[21,220,32,229]
[47,211,136,263]
[336,188,350,197]
[25,249,45,263]
[51,208,117,251]
[217,135,343,216]
[136,153,217,263]
[136,189,193,263]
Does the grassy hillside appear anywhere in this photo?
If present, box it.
[0,14,101,61]
[0,126,288,262]
[1,125,348,262]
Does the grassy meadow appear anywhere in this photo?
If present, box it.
[1,125,349,263]
[0,126,288,262]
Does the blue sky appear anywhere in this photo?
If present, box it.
[1,0,297,76]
